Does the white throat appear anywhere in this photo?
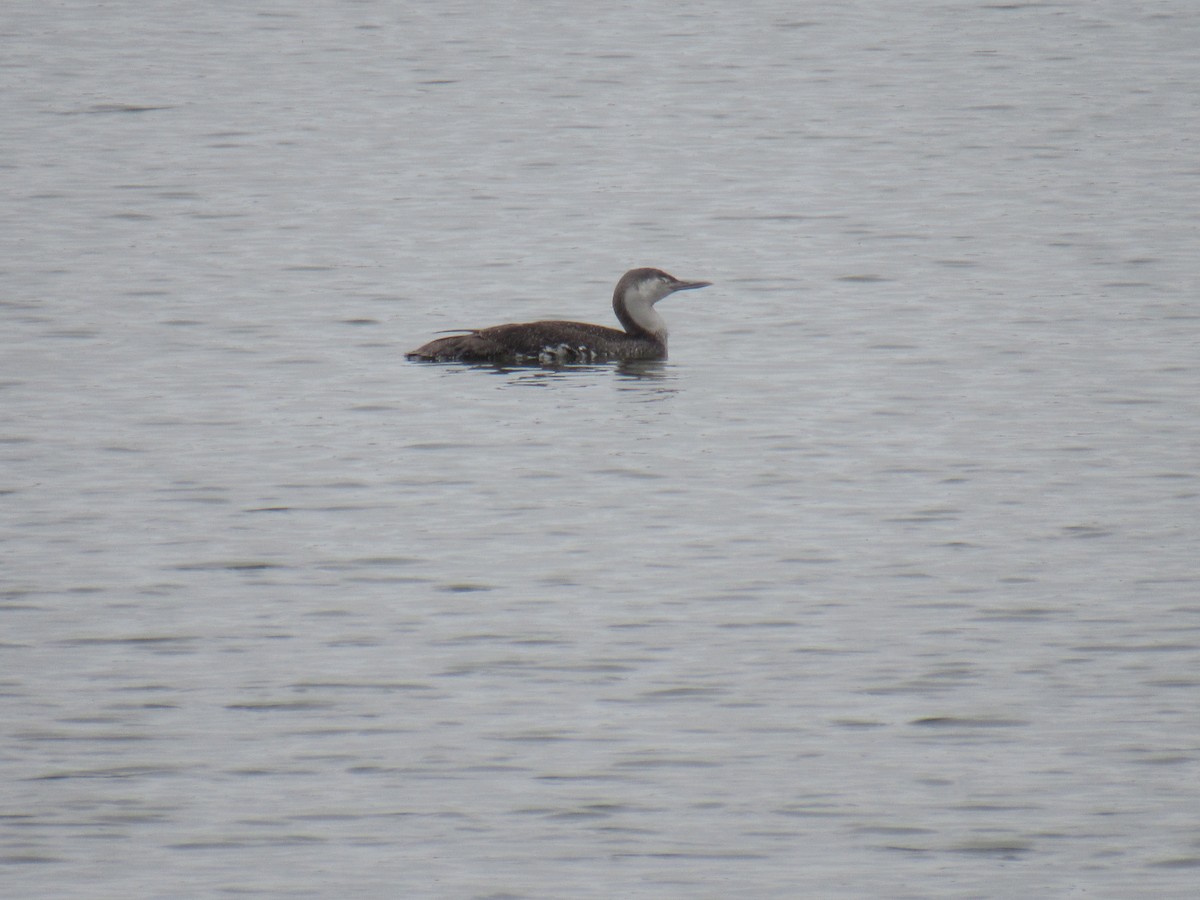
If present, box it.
[620,280,670,339]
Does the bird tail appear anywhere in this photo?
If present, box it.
[406,331,497,362]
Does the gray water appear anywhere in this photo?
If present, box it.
[3,1,1199,897]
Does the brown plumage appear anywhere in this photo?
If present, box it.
[406,268,711,365]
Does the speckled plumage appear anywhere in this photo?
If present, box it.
[406,268,710,365]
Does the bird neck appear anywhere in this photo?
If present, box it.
[614,284,667,341]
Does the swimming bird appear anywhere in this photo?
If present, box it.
[405,267,711,364]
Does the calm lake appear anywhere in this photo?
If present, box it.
[3,1,1199,897]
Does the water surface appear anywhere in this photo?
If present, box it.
[3,1,1199,897]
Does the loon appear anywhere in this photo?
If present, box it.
[405,267,711,364]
